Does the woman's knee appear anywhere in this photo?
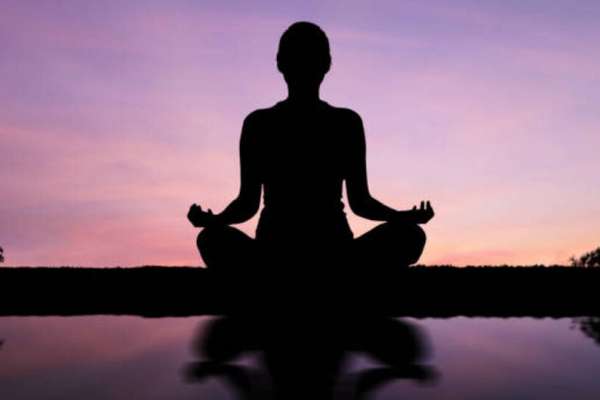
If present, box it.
[196,225,231,265]
[196,225,236,250]
[196,225,254,269]
[386,221,426,246]
[410,224,426,248]
[387,222,426,264]
[407,224,426,264]
[196,226,214,252]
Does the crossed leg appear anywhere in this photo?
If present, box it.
[353,221,426,269]
[197,221,426,272]
[196,225,256,273]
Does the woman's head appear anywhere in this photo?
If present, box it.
[277,22,331,86]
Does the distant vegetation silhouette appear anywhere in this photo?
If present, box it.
[0,246,4,263]
[571,246,600,267]
[570,247,600,346]
[3,266,600,317]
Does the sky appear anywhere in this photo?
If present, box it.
[1,0,599,266]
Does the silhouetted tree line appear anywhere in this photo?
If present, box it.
[570,247,600,344]
[570,246,600,267]
[0,246,4,263]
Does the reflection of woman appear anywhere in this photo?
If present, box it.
[184,316,436,399]
[187,22,434,270]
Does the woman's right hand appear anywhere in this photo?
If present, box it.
[187,204,218,228]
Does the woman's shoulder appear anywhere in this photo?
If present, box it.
[323,102,363,124]
[244,101,363,126]
[243,102,284,125]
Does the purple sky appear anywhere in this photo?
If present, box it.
[1,0,599,266]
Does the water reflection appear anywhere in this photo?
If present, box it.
[3,317,600,399]
[575,317,600,346]
[184,316,437,399]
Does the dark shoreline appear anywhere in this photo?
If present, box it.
[1,266,599,318]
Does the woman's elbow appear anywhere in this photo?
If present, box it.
[239,196,260,220]
[244,203,260,220]
[348,199,369,218]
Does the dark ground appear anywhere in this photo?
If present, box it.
[1,266,599,318]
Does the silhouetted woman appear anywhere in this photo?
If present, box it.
[188,22,434,272]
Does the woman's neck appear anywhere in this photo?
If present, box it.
[286,85,321,105]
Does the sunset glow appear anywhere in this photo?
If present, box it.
[1,0,599,266]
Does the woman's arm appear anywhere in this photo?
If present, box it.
[345,111,398,221]
[188,113,262,227]
[215,113,262,225]
[344,111,434,224]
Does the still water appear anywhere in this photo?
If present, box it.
[1,316,599,399]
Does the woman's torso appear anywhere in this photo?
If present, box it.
[252,100,354,243]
